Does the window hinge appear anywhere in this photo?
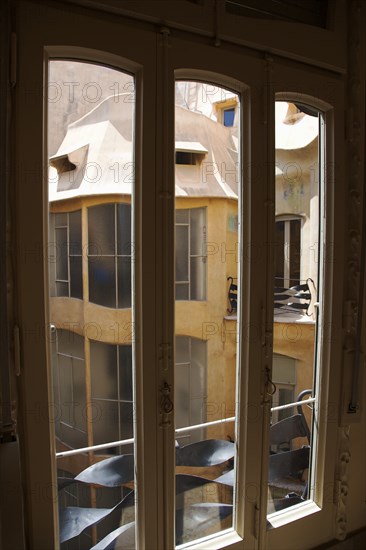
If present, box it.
[10,32,17,88]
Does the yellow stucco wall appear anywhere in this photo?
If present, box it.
[50,192,316,448]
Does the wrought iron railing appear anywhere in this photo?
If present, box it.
[227,276,316,316]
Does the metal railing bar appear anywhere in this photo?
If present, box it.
[175,416,236,434]
[56,437,134,457]
[56,398,316,457]
[271,397,316,412]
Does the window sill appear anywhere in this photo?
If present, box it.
[273,312,316,324]
[267,500,321,529]
[177,529,242,550]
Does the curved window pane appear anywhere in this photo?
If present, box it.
[48,60,136,549]
[268,101,321,516]
[175,81,240,546]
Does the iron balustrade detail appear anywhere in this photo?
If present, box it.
[226,276,316,316]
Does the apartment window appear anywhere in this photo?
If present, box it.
[223,107,235,127]
[50,211,82,299]
[175,142,208,165]
[176,151,195,165]
[88,203,132,308]
[275,216,301,288]
[52,329,87,449]
[175,207,207,300]
[90,341,134,453]
[271,354,296,424]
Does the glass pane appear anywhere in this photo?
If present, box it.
[55,212,67,226]
[58,354,73,423]
[190,256,206,300]
[223,108,235,127]
[290,218,301,284]
[58,329,84,359]
[176,209,189,223]
[175,81,240,546]
[119,402,134,440]
[190,338,206,400]
[175,363,190,429]
[69,256,82,299]
[72,357,87,432]
[69,210,82,255]
[275,220,285,287]
[88,256,116,307]
[88,204,115,256]
[55,227,68,280]
[117,203,132,255]
[176,225,189,282]
[92,400,119,446]
[175,283,189,300]
[119,345,133,402]
[56,281,68,297]
[189,207,205,256]
[268,101,320,515]
[90,341,118,400]
[49,60,136,549]
[117,257,132,309]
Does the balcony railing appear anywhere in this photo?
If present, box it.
[227,276,316,317]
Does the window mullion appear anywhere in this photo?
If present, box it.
[154,30,176,549]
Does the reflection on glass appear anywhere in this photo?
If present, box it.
[268,101,320,515]
[48,60,136,548]
[175,82,240,546]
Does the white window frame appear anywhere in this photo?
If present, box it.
[12,2,346,549]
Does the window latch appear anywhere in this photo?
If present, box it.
[159,382,174,428]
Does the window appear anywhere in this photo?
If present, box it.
[175,141,208,165]
[13,4,346,548]
[271,354,296,424]
[90,341,134,453]
[173,82,240,546]
[223,107,235,127]
[52,329,87,449]
[50,211,82,299]
[268,101,322,517]
[176,151,195,165]
[88,203,132,309]
[175,207,207,300]
[275,216,301,288]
